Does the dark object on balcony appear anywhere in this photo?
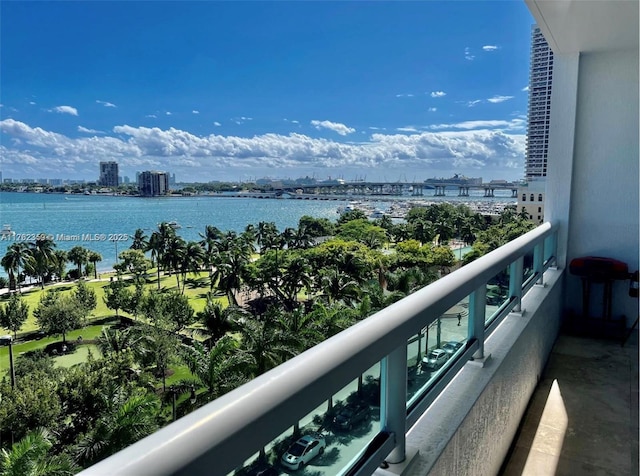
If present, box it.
[569,256,629,341]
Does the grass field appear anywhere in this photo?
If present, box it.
[0,269,227,383]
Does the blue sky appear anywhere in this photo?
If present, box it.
[1,1,534,183]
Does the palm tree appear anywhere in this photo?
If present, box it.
[210,235,252,305]
[1,242,29,292]
[179,241,204,293]
[238,317,297,375]
[130,228,148,251]
[196,296,244,344]
[147,232,164,289]
[28,236,57,289]
[88,251,102,279]
[0,428,78,476]
[52,249,68,282]
[67,246,88,280]
[96,327,139,356]
[181,337,252,401]
[165,235,186,289]
[74,390,160,467]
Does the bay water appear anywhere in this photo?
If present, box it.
[0,190,515,275]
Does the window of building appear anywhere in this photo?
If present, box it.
[522,194,527,201]
[538,207,542,212]
[538,194,543,201]
[530,194,534,201]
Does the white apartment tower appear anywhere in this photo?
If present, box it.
[525,25,554,179]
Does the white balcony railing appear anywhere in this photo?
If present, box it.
[79,223,557,476]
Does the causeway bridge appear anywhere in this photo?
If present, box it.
[247,180,521,198]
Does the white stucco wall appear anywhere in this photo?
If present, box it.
[565,50,639,324]
[404,269,563,476]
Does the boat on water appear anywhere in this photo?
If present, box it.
[1,224,15,236]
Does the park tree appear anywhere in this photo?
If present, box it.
[34,291,85,343]
[103,280,132,318]
[73,280,97,319]
[298,215,335,238]
[0,293,29,338]
[0,374,62,442]
[337,219,387,249]
[115,249,151,285]
[337,208,368,225]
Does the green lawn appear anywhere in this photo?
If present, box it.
[0,321,114,376]
[0,269,228,382]
[53,344,100,368]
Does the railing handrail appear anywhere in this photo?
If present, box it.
[80,222,555,476]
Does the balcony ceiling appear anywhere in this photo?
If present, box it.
[525,0,639,54]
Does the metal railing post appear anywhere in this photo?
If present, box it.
[468,285,487,359]
[380,346,408,464]
[509,257,524,313]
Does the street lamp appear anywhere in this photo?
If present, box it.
[0,335,15,389]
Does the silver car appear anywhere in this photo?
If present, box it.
[422,348,450,370]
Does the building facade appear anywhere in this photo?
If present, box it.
[525,25,554,180]
[99,161,119,187]
[138,171,169,197]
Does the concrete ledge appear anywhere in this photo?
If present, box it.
[404,268,564,476]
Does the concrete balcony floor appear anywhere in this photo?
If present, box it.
[501,331,639,476]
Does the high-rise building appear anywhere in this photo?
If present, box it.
[99,161,119,187]
[138,171,169,197]
[525,25,554,180]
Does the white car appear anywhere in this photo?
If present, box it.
[422,348,450,370]
[281,434,326,471]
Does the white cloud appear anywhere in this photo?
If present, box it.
[430,118,525,131]
[146,114,157,118]
[430,91,446,98]
[78,126,102,134]
[487,95,514,104]
[29,101,36,105]
[482,45,498,51]
[310,120,355,136]
[464,47,475,61]
[166,112,172,116]
[467,100,482,107]
[213,121,222,127]
[192,110,200,114]
[96,100,117,108]
[428,107,437,112]
[396,127,418,133]
[396,93,414,98]
[0,118,526,181]
[53,105,78,116]
[290,120,299,124]
[522,85,530,92]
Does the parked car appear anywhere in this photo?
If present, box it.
[281,434,326,471]
[422,349,450,370]
[441,341,464,356]
[332,400,370,431]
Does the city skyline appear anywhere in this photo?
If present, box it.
[1,2,534,183]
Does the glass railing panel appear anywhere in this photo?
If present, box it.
[231,364,381,476]
[486,266,510,324]
[523,248,535,286]
[407,297,469,405]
